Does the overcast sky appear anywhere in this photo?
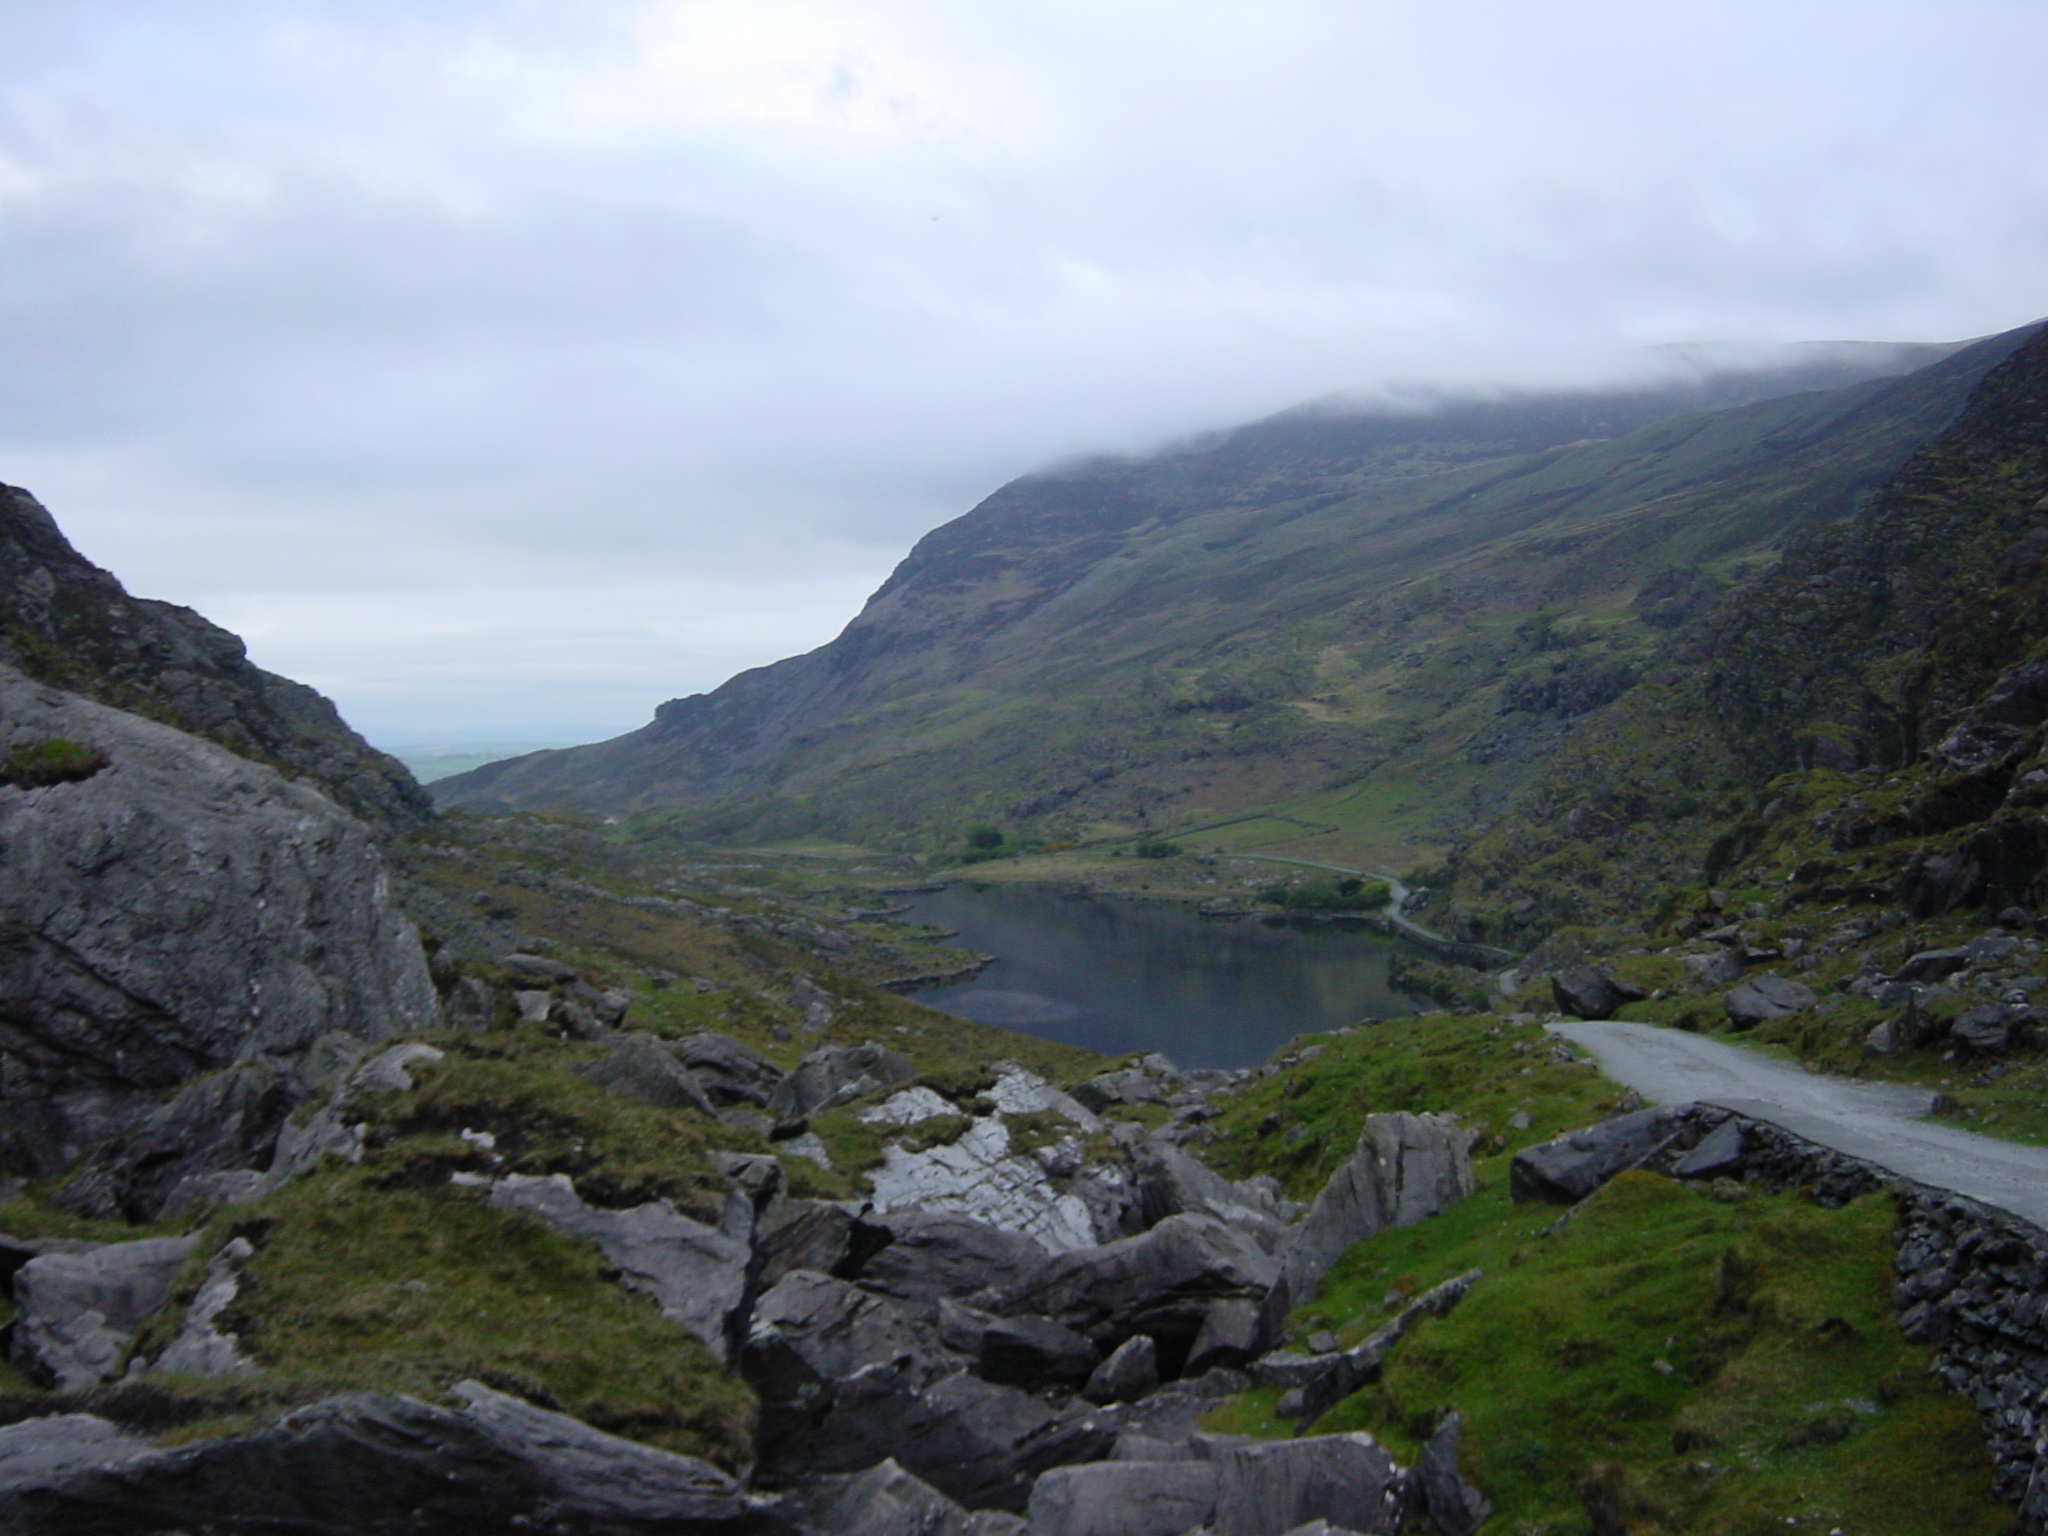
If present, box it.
[3,1,2045,746]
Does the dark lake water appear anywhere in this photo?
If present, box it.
[902,882,1427,1070]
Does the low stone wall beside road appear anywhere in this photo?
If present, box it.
[1668,1105,2048,1528]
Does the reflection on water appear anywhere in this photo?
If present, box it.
[904,882,1426,1070]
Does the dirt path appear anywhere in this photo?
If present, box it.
[1549,1018,2048,1229]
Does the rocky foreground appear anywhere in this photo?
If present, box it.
[0,1021,1495,1536]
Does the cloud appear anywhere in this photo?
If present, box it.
[0,0,2043,743]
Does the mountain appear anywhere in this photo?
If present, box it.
[0,484,431,829]
[433,334,2026,867]
[1428,314,2048,947]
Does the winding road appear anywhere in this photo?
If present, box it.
[1550,1019,2048,1230]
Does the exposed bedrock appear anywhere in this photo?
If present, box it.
[0,664,437,1213]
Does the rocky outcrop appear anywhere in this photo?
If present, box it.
[769,1043,915,1123]
[1275,1114,1476,1307]
[1509,1106,1683,1205]
[0,1380,788,1536]
[0,484,430,829]
[9,1235,199,1390]
[0,664,438,1206]
[1549,964,1646,1021]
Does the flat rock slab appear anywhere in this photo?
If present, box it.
[1027,1459,1219,1536]
[868,1118,1101,1253]
[11,1235,199,1390]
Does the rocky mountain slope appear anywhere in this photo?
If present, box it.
[433,337,2026,866]
[0,484,430,829]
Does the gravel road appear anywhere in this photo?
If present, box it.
[1548,1019,2048,1230]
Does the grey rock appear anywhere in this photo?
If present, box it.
[1287,1271,1481,1427]
[515,989,553,1023]
[1277,1524,1368,1536]
[680,1032,787,1108]
[1132,1142,1290,1249]
[10,1234,199,1390]
[1724,975,1816,1028]
[1026,1459,1219,1536]
[1411,1413,1489,1536]
[1670,1118,1744,1181]
[1185,1299,1263,1376]
[1509,1107,1680,1204]
[489,1173,749,1363]
[575,1034,718,1114]
[755,1200,872,1289]
[769,1042,915,1122]
[1549,964,1646,1021]
[978,1314,1099,1390]
[349,1041,445,1095]
[1955,1004,2025,1055]
[150,1237,258,1378]
[1071,1069,1168,1113]
[500,952,580,983]
[1969,931,2022,963]
[1681,951,1744,986]
[1084,1334,1161,1405]
[1275,1113,1475,1306]
[1001,1214,1279,1370]
[854,1209,1050,1306]
[1210,1434,1407,1536]
[1893,946,1973,984]
[0,664,437,1198]
[747,1280,1112,1511]
[0,1413,158,1487]
[0,1381,788,1535]
[1862,1017,1900,1058]
[792,1458,987,1536]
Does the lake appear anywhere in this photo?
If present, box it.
[901,882,1427,1069]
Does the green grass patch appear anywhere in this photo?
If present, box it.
[1294,1175,2008,1535]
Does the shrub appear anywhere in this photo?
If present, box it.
[1133,839,1181,859]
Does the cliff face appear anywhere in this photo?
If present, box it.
[0,484,432,830]
[434,335,2025,859]
[0,661,440,1207]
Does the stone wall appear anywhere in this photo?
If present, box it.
[1670,1104,2048,1529]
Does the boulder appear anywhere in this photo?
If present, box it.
[1680,951,1744,987]
[0,1413,159,1487]
[853,1209,1050,1306]
[1026,1459,1219,1536]
[1955,1004,2026,1055]
[488,1173,749,1363]
[574,1034,717,1114]
[1669,1118,1744,1181]
[790,1458,989,1536]
[1071,1069,1169,1113]
[10,1234,199,1390]
[1131,1142,1290,1248]
[1410,1413,1490,1536]
[1185,1299,1263,1376]
[746,1280,1113,1510]
[1509,1107,1680,1205]
[678,1033,786,1108]
[1210,1434,1407,1536]
[1083,1334,1161,1406]
[0,1381,789,1535]
[499,953,580,984]
[755,1201,875,1290]
[1275,1113,1475,1306]
[149,1237,258,1378]
[1000,1215,1279,1372]
[768,1043,915,1122]
[1723,975,1816,1029]
[977,1313,1099,1389]
[1549,964,1646,1021]
[1891,946,1972,984]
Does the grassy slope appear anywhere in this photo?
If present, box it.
[1200,1015,2013,1535]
